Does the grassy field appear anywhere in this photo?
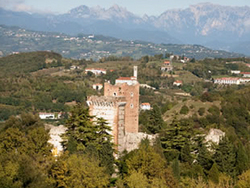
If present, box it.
[174,71,202,84]
[172,62,185,70]
[86,61,141,70]
[163,99,221,123]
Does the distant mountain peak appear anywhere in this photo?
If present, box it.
[110,4,123,10]
[68,5,89,13]
[109,4,133,15]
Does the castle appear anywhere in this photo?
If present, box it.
[87,66,154,153]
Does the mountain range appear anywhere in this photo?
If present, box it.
[0,3,250,56]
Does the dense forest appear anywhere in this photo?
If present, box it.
[1,51,250,187]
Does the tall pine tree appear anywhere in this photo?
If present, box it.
[213,137,236,177]
[160,118,192,161]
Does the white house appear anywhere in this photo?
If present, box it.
[173,80,183,86]
[39,112,55,119]
[39,112,65,119]
[93,83,103,91]
[140,103,151,110]
[239,78,250,83]
[140,84,156,90]
[164,60,171,65]
[241,72,250,78]
[231,70,240,74]
[85,68,107,75]
[161,60,173,72]
[70,65,80,70]
[214,77,240,85]
[245,64,250,68]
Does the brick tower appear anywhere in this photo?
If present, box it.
[87,66,139,148]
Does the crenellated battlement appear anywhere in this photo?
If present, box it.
[87,96,126,107]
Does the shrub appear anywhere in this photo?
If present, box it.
[180,105,189,115]
[198,107,205,116]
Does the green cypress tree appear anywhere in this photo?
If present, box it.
[180,144,193,164]
[160,118,192,161]
[197,144,213,175]
[95,117,113,147]
[147,104,164,134]
[171,158,180,181]
[208,162,220,184]
[214,137,236,177]
[236,142,249,175]
[65,104,96,151]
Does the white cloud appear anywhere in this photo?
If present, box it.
[0,0,25,9]
[0,0,53,14]
[12,3,33,12]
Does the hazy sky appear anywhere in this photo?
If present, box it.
[1,0,250,16]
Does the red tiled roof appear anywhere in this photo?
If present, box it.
[93,83,103,86]
[216,77,239,80]
[174,80,183,83]
[141,103,150,106]
[241,72,250,74]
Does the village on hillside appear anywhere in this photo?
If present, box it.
[32,54,250,157]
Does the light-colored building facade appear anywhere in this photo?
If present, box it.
[140,103,151,110]
[92,83,103,90]
[231,70,240,74]
[39,112,55,119]
[173,80,183,86]
[214,77,240,85]
[241,72,250,78]
[85,68,107,75]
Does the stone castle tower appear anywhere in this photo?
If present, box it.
[87,66,139,151]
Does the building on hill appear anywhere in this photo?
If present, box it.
[173,80,183,86]
[246,64,250,68]
[39,112,64,120]
[85,68,106,75]
[140,103,151,110]
[87,66,153,153]
[140,84,156,90]
[161,60,173,72]
[213,77,240,85]
[164,60,170,65]
[239,78,250,83]
[231,70,240,74]
[241,72,250,78]
[104,78,139,134]
[39,112,55,119]
[70,65,80,70]
[92,83,103,90]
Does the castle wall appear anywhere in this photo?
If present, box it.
[121,132,157,153]
[87,97,117,145]
[87,96,126,145]
[104,82,139,133]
